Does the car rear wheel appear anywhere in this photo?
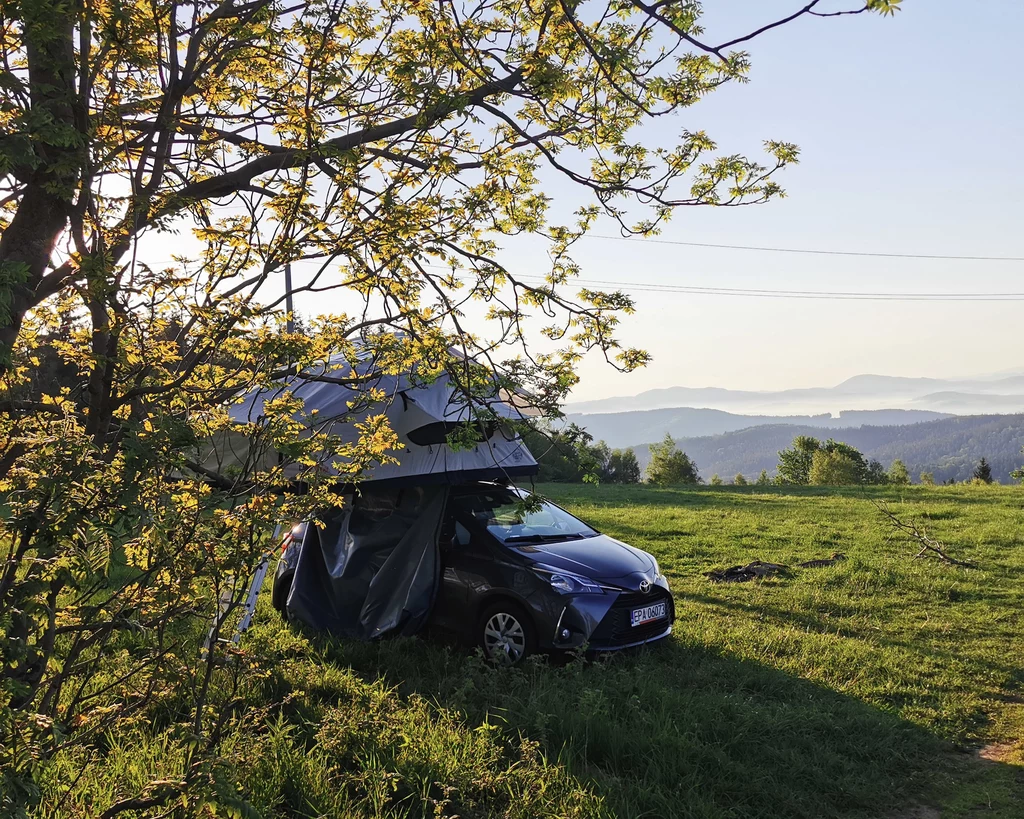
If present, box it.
[479,601,536,665]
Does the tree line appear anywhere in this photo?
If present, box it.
[628,415,1024,486]
[533,427,1008,488]
[528,428,698,486]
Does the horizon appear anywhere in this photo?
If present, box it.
[552,0,1024,403]
[564,365,1024,410]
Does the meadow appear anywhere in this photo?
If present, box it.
[40,484,1024,818]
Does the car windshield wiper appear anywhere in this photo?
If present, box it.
[504,532,586,544]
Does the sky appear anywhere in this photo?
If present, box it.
[164,0,1024,404]
[552,0,1024,403]
[551,0,1024,401]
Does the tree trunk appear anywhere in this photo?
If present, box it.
[0,2,81,369]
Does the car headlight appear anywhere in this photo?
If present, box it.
[535,566,603,595]
[652,558,664,580]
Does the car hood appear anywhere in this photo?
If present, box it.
[509,534,655,584]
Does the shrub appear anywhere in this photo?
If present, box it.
[888,459,911,485]
[646,434,701,485]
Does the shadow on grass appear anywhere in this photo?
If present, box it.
[273,628,1021,819]
[682,588,1013,661]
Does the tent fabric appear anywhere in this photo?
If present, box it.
[232,347,540,640]
[228,353,538,485]
[286,485,449,638]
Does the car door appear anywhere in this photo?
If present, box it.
[429,517,474,632]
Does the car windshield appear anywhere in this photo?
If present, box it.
[453,489,598,544]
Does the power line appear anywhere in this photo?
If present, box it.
[507,273,1024,301]
[178,257,1024,304]
[585,234,1024,262]
[432,264,1024,301]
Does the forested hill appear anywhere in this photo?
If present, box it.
[632,414,1024,484]
[568,407,949,449]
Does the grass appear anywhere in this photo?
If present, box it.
[39,484,1024,818]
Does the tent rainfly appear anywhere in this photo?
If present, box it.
[228,351,539,639]
[228,352,538,486]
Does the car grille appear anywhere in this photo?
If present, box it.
[589,588,674,647]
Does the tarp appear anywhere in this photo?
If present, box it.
[227,351,538,486]
[286,485,448,637]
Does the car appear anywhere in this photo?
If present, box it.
[272,481,674,664]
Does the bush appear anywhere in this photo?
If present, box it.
[809,449,864,486]
[888,459,911,485]
[606,448,642,484]
[646,434,701,486]
[780,436,873,485]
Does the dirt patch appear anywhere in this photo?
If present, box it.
[976,742,1017,763]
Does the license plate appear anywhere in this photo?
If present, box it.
[630,601,667,627]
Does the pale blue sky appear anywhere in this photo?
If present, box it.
[555,0,1024,400]
[184,1,1024,403]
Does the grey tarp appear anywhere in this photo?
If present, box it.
[286,485,448,638]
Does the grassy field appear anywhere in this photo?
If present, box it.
[43,484,1024,818]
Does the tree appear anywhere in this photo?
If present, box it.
[607,448,642,484]
[1012,448,1024,483]
[809,449,864,486]
[710,474,723,486]
[0,0,902,810]
[523,424,598,482]
[589,440,614,478]
[973,457,993,483]
[781,436,871,486]
[647,433,701,486]
[734,473,748,486]
[821,440,871,484]
[521,432,639,484]
[866,459,888,485]
[888,459,911,485]
[756,470,772,486]
[920,471,936,485]
[777,436,821,485]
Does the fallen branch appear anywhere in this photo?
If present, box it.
[798,552,846,568]
[875,501,976,568]
[706,552,848,582]
[706,561,790,583]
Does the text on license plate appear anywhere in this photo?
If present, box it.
[630,601,667,627]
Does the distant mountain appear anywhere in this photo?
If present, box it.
[567,407,950,450]
[911,392,1024,413]
[565,370,1024,416]
[631,414,1024,485]
[832,374,948,395]
[565,385,830,415]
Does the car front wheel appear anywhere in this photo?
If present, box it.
[479,601,536,665]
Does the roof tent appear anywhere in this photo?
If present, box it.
[227,350,538,486]
[229,347,538,638]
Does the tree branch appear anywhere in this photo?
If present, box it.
[876,501,977,568]
[158,69,524,213]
